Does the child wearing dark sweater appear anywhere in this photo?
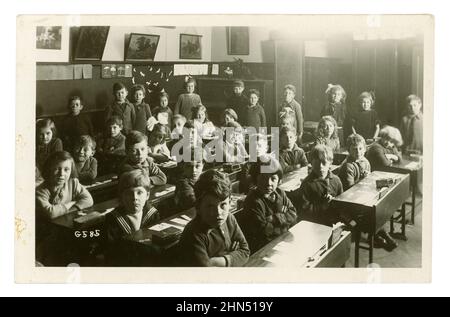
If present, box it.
[297,144,343,225]
[61,96,94,151]
[400,94,423,154]
[104,82,136,134]
[240,155,297,253]
[174,156,204,211]
[226,80,249,125]
[177,170,250,266]
[245,89,266,129]
[131,84,152,135]
[366,125,403,171]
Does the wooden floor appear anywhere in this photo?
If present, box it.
[346,195,423,268]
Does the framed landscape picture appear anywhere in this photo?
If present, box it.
[227,26,250,55]
[125,33,160,62]
[36,26,62,50]
[73,26,110,61]
[179,33,202,59]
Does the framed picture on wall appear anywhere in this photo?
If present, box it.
[36,26,62,50]
[179,34,202,59]
[227,27,250,55]
[73,26,110,61]
[125,33,160,62]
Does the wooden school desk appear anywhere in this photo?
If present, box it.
[330,171,410,267]
[245,221,351,268]
[84,173,118,203]
[51,183,176,230]
[377,155,423,225]
[122,193,246,266]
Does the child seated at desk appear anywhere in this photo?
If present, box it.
[313,115,340,152]
[35,151,93,265]
[240,155,297,253]
[177,170,250,266]
[366,125,403,171]
[119,131,167,186]
[61,95,94,152]
[339,134,398,251]
[297,144,343,225]
[223,108,238,126]
[239,133,269,193]
[98,116,126,156]
[279,109,296,129]
[338,134,371,191]
[170,114,187,140]
[174,152,204,211]
[73,135,98,185]
[223,121,248,163]
[279,126,308,173]
[36,151,93,220]
[148,123,171,163]
[104,169,160,265]
[36,118,63,171]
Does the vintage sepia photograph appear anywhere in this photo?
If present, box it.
[16,14,433,283]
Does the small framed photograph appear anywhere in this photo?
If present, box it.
[125,33,160,62]
[179,34,202,59]
[227,27,250,55]
[73,26,110,61]
[36,26,62,50]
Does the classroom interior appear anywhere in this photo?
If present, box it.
[35,24,424,269]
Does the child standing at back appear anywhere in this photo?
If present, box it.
[61,96,94,151]
[226,80,248,124]
[245,89,266,129]
[131,84,152,135]
[153,91,173,136]
[351,92,380,141]
[105,82,136,134]
[279,84,304,142]
[36,118,63,170]
[400,94,423,154]
[174,78,202,121]
[73,135,98,185]
[321,84,347,128]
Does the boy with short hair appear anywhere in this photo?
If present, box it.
[131,84,152,135]
[400,94,423,154]
[227,80,248,125]
[279,126,308,173]
[119,130,167,186]
[279,84,304,141]
[104,82,136,134]
[73,135,98,184]
[105,169,160,265]
[174,153,204,210]
[338,134,371,191]
[297,144,343,225]
[177,170,250,266]
[61,96,94,151]
[240,155,297,253]
[100,115,126,156]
